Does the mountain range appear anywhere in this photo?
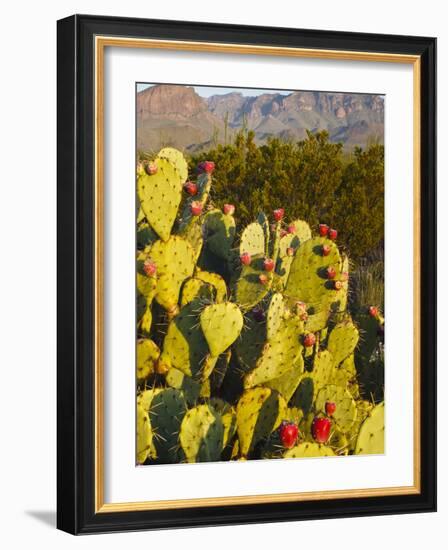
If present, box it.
[137,84,384,153]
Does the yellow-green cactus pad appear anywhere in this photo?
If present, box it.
[266,293,286,341]
[138,303,153,337]
[327,320,359,366]
[235,255,273,310]
[236,387,286,456]
[200,302,244,357]
[210,349,232,393]
[315,384,357,433]
[265,354,304,402]
[285,236,342,310]
[244,315,303,388]
[288,219,312,244]
[136,403,154,464]
[277,233,300,281]
[180,404,224,463]
[203,209,236,260]
[136,339,160,381]
[137,157,183,241]
[136,250,158,300]
[239,222,265,256]
[180,277,214,307]
[310,350,334,397]
[355,402,385,455]
[195,269,227,302]
[290,375,314,414]
[284,442,335,458]
[161,300,210,379]
[149,236,195,311]
[210,398,237,448]
[257,212,270,255]
[156,147,188,183]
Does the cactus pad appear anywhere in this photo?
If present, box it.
[288,219,312,244]
[137,339,160,382]
[200,302,244,357]
[355,402,385,455]
[265,354,304,402]
[236,388,286,456]
[244,315,304,388]
[327,320,359,366]
[148,388,187,463]
[266,292,286,341]
[180,404,224,463]
[180,277,214,307]
[284,442,335,458]
[137,157,183,241]
[315,384,357,433]
[136,403,154,464]
[161,300,210,379]
[148,236,195,311]
[235,255,273,310]
[165,367,200,406]
[285,236,342,311]
[239,222,265,256]
[203,209,236,260]
[156,147,188,183]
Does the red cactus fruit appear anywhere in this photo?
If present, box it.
[312,417,331,443]
[303,332,316,347]
[203,161,215,173]
[325,402,336,416]
[287,224,296,234]
[240,252,252,266]
[143,259,157,277]
[263,258,275,272]
[279,422,299,449]
[184,181,198,196]
[223,204,235,216]
[326,266,336,279]
[322,244,331,257]
[369,305,379,318]
[145,162,158,175]
[319,223,329,236]
[328,228,338,240]
[190,201,203,216]
[273,208,285,222]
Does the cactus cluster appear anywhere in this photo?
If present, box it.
[136,148,385,464]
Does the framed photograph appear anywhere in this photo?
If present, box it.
[57,14,436,534]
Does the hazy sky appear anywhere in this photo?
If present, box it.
[136,83,293,97]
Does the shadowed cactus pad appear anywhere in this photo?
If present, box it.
[180,404,224,463]
[148,388,187,463]
[161,300,210,379]
[137,157,183,241]
[200,302,244,357]
[203,209,236,260]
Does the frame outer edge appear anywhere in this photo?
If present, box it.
[57,14,79,535]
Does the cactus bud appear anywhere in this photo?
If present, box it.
[273,208,285,222]
[145,161,158,175]
[223,204,235,216]
[190,201,203,216]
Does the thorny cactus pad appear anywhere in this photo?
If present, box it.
[135,147,384,465]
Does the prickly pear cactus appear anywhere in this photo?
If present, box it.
[134,147,384,465]
[137,157,183,241]
[180,404,224,463]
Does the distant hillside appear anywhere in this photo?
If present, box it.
[137,84,384,153]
